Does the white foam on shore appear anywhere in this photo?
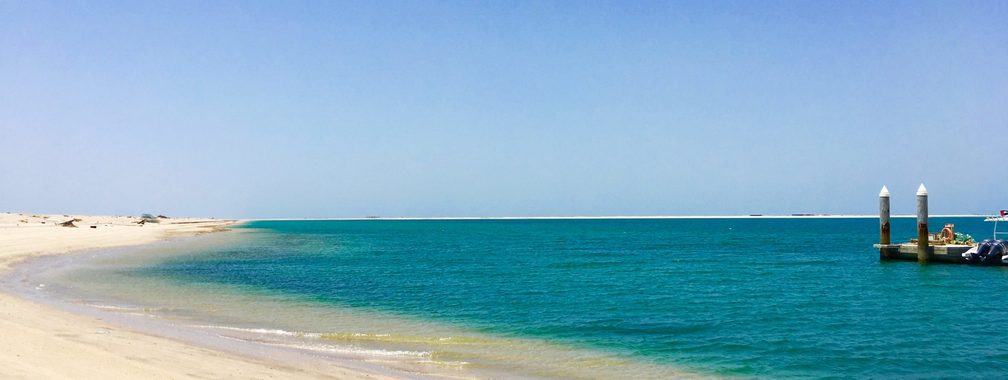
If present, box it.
[190,324,322,338]
[86,303,144,312]
[200,325,434,359]
[85,303,161,317]
[191,324,436,359]
[262,341,433,359]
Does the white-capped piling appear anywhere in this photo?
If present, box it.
[916,184,930,263]
[879,186,890,245]
[875,184,975,263]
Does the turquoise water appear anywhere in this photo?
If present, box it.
[122,218,1008,377]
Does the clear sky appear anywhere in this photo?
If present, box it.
[1,1,1006,218]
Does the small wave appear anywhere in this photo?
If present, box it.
[319,332,494,346]
[86,303,143,311]
[259,340,432,359]
[190,324,486,347]
[189,324,464,361]
[189,324,322,338]
[85,303,161,317]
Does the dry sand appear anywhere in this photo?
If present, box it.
[0,212,398,379]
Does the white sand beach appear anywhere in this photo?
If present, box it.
[0,212,397,379]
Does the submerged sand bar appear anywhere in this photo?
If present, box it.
[0,212,399,379]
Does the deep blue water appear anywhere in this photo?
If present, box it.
[138,218,1008,378]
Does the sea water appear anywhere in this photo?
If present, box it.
[22,218,1008,378]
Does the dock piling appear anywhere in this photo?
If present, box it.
[879,186,890,245]
[875,184,976,264]
[916,184,930,263]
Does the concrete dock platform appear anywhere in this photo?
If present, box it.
[875,243,973,263]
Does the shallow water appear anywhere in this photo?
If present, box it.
[24,218,1008,378]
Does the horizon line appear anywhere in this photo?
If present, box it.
[248,214,987,221]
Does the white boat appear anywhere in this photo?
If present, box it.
[963,211,1008,264]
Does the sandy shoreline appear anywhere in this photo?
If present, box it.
[0,212,403,379]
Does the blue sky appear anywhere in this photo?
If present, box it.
[1,1,1006,218]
